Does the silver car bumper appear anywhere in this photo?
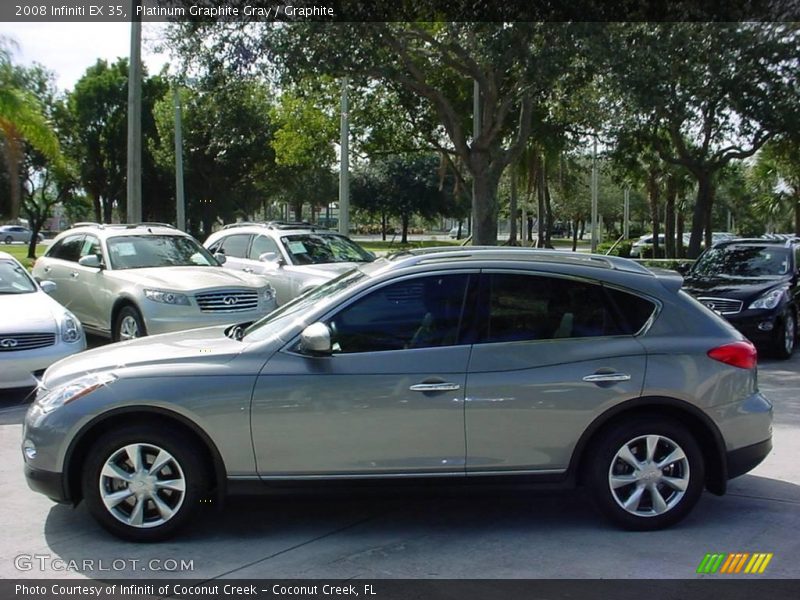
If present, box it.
[0,339,86,389]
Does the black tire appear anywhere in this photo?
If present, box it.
[586,416,705,531]
[81,425,207,542]
[114,305,147,342]
[771,311,796,360]
[3,236,12,244]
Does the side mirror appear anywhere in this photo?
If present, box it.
[78,255,102,269]
[259,252,283,265]
[40,280,57,294]
[674,262,692,275]
[299,322,332,355]
[214,252,227,265]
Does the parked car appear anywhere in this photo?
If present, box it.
[31,223,277,341]
[24,247,771,541]
[629,233,666,257]
[682,238,799,358]
[0,251,85,388]
[1,225,43,244]
[204,222,374,305]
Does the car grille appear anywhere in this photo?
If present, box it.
[0,332,56,352]
[697,297,743,315]
[195,289,259,313]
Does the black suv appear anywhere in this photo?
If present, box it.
[682,238,800,358]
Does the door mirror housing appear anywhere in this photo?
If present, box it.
[40,280,57,294]
[214,252,227,265]
[259,252,283,266]
[78,254,103,269]
[299,322,332,355]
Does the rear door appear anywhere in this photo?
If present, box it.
[464,271,653,474]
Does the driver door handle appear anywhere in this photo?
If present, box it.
[582,372,631,383]
[409,382,461,392]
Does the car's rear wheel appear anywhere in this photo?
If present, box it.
[81,425,207,542]
[3,236,12,244]
[772,311,796,359]
[586,417,704,530]
[114,305,146,342]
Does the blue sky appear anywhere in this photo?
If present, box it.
[0,22,170,91]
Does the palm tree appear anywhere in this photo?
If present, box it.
[1,42,61,221]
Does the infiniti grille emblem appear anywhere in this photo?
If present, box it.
[223,296,238,306]
[0,338,18,348]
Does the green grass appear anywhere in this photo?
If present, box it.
[1,244,47,270]
[360,239,463,254]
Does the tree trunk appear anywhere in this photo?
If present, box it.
[401,213,409,244]
[471,160,501,246]
[544,173,553,248]
[688,171,714,259]
[676,212,685,259]
[572,218,579,252]
[508,172,518,245]
[795,194,800,236]
[665,175,677,259]
[293,202,303,222]
[381,212,387,241]
[1,133,23,221]
[102,197,113,224]
[647,170,661,258]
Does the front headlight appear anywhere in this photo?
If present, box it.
[144,289,191,305]
[60,311,83,343]
[748,287,787,310]
[35,372,117,414]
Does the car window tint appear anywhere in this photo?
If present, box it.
[249,234,281,259]
[603,287,657,334]
[219,234,251,258]
[329,274,470,353]
[47,234,84,262]
[480,274,642,343]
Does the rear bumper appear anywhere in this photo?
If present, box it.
[727,438,772,480]
[24,464,69,503]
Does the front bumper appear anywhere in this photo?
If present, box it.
[727,438,772,479]
[724,310,783,345]
[0,339,86,389]
[142,301,277,336]
[24,464,69,503]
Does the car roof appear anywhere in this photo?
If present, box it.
[55,222,190,240]
[713,237,800,249]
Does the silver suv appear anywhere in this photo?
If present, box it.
[204,222,374,305]
[32,223,276,341]
[23,248,772,541]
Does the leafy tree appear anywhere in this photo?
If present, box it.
[749,139,800,235]
[605,23,800,257]
[0,41,62,221]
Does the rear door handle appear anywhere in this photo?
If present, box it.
[409,382,461,392]
[582,373,631,383]
[242,268,254,273]
[70,272,79,278]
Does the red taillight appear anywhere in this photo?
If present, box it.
[707,341,757,369]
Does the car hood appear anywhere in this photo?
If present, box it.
[109,266,270,291]
[683,274,791,302]
[290,262,361,279]
[0,291,61,333]
[42,326,245,389]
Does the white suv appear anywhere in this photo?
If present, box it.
[32,223,277,341]
[204,222,374,305]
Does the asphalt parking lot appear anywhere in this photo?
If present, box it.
[0,352,799,582]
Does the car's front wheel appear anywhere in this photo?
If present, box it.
[114,305,147,342]
[3,236,12,244]
[771,310,796,359]
[586,416,705,530]
[81,425,207,542]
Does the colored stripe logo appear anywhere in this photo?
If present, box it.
[697,553,773,574]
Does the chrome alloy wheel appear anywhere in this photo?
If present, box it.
[784,314,796,355]
[99,443,186,528]
[608,434,690,517]
[118,316,141,340]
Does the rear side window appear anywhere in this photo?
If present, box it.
[478,273,655,343]
[47,234,84,262]
[218,234,251,258]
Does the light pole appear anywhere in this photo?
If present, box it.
[126,3,142,223]
[623,186,630,240]
[590,137,598,253]
[338,77,350,236]
[173,86,185,231]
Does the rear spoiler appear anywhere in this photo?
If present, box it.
[649,267,684,294]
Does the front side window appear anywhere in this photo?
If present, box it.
[249,234,281,259]
[80,235,102,259]
[219,234,251,258]
[328,274,471,353]
[106,235,218,270]
[480,273,653,343]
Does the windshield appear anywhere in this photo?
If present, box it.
[692,245,791,278]
[243,267,369,341]
[280,234,374,265]
[0,259,37,294]
[106,235,218,270]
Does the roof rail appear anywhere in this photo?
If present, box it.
[220,221,326,231]
[136,222,176,229]
[72,222,104,229]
